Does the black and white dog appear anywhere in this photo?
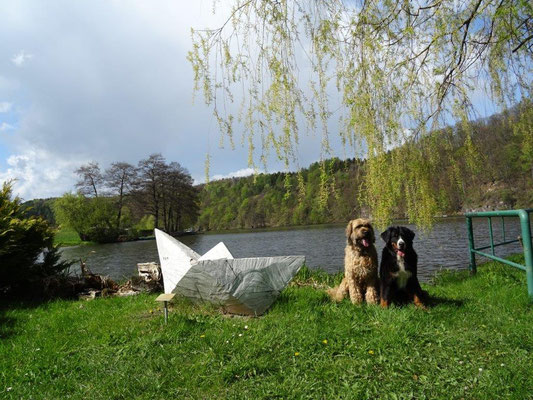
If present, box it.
[379,226,426,308]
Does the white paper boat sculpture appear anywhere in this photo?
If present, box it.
[154,229,305,316]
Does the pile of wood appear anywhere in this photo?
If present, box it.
[77,260,163,300]
[137,262,162,283]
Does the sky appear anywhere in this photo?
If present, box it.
[0,0,338,200]
[0,1,504,201]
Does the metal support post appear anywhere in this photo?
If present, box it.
[466,216,477,274]
[155,293,176,325]
[518,210,533,300]
[488,217,495,255]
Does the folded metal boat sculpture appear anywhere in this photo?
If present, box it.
[154,229,305,315]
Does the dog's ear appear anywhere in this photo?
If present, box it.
[401,227,416,241]
[345,220,355,246]
[345,220,353,240]
[380,227,392,243]
[368,223,376,243]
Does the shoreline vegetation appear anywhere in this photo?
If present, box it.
[53,226,94,247]
[29,103,533,245]
[54,215,468,247]
[1,257,531,398]
[196,104,533,231]
[48,154,199,247]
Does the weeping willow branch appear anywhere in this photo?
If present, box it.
[189,0,533,227]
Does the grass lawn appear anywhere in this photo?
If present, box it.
[1,257,532,399]
[53,226,91,247]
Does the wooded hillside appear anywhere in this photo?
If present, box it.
[198,104,533,231]
[21,104,532,233]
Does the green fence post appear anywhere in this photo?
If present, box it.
[518,210,533,300]
[488,217,495,255]
[467,216,477,274]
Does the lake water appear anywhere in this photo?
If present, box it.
[60,217,530,283]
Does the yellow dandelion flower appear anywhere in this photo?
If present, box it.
[322,339,328,345]
[294,352,300,356]
[368,350,374,355]
[200,334,205,338]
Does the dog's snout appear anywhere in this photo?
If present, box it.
[397,237,405,249]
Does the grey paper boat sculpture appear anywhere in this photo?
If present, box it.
[154,229,305,315]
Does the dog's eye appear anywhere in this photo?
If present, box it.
[354,225,363,229]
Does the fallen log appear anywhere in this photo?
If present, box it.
[77,260,163,299]
[137,262,162,284]
[80,259,119,291]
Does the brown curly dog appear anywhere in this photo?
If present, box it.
[327,218,379,304]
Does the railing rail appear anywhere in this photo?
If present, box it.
[465,209,533,301]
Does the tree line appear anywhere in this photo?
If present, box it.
[54,153,199,242]
[198,101,533,231]
[23,101,533,234]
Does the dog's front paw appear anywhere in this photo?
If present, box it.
[365,287,379,304]
[413,294,428,310]
[326,287,345,302]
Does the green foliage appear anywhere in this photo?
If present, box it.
[1,258,533,398]
[136,154,199,232]
[199,158,363,230]
[190,0,533,227]
[69,155,198,237]
[199,105,533,230]
[53,226,88,246]
[53,194,120,243]
[0,182,72,294]
[54,193,91,235]
[134,214,155,234]
[21,198,56,225]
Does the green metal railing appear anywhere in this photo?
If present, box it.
[465,209,533,301]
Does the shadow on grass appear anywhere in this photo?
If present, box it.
[276,288,331,305]
[0,313,16,339]
[0,298,49,339]
[383,291,466,309]
[279,284,468,310]
[425,295,465,308]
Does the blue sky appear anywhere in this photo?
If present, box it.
[0,1,302,200]
[0,1,505,200]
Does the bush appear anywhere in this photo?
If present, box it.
[134,214,155,236]
[82,227,123,243]
[0,181,73,296]
[54,194,124,243]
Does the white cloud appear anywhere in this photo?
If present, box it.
[384,128,414,152]
[0,148,81,200]
[0,1,332,199]
[11,50,33,67]
[208,168,259,182]
[0,102,12,112]
[0,122,14,131]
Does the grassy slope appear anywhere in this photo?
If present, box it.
[1,257,532,399]
[53,226,90,247]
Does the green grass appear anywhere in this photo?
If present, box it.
[53,226,91,246]
[1,258,533,399]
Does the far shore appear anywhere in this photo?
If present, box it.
[55,215,470,247]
